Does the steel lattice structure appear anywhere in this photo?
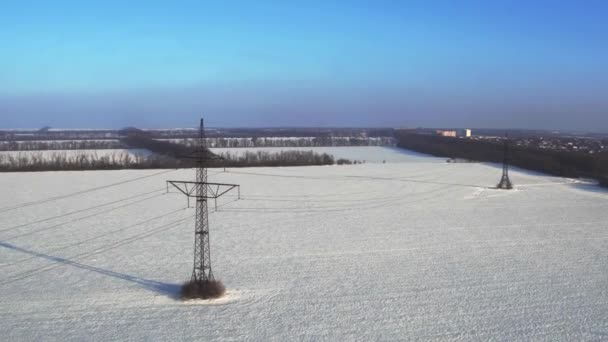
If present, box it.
[167,118,239,284]
[497,133,513,190]
[193,149,212,282]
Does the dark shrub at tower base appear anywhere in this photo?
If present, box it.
[181,279,226,300]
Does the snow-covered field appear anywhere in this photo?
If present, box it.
[211,146,441,163]
[1,152,607,341]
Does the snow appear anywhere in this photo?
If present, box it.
[211,146,441,163]
[1,152,607,341]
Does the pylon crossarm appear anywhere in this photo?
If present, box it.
[167,180,239,199]
[167,181,197,197]
[211,184,239,198]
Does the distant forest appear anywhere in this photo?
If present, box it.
[0,140,121,151]
[0,136,394,151]
[0,127,396,141]
[0,135,341,171]
[174,136,395,148]
[395,132,608,188]
[121,135,338,168]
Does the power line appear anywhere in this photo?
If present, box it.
[239,191,410,204]
[342,174,487,189]
[0,169,177,214]
[0,168,228,234]
[222,185,451,214]
[226,169,488,188]
[0,188,165,234]
[0,208,186,270]
[227,169,340,180]
[2,192,166,241]
[0,215,193,287]
[229,190,374,199]
[0,198,234,271]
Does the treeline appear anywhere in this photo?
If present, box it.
[0,150,340,172]
[121,135,192,158]
[0,130,116,141]
[0,134,372,171]
[1,127,397,140]
[0,151,179,172]
[163,136,395,148]
[120,135,338,168]
[396,132,608,187]
[0,140,121,151]
[0,136,395,151]
[216,151,334,167]
[196,127,396,138]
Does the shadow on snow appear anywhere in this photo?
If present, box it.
[0,241,181,299]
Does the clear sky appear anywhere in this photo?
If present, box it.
[1,0,607,130]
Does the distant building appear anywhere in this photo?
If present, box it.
[436,130,457,137]
[465,129,472,137]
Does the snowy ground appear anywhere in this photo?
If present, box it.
[211,146,440,163]
[0,151,607,341]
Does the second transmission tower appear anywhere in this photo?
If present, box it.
[496,133,513,189]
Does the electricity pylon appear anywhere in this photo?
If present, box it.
[496,133,513,189]
[167,118,239,284]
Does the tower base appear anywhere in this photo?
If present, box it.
[180,279,225,300]
[497,174,513,189]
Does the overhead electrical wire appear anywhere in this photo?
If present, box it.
[0,165,243,286]
[0,215,194,287]
[226,169,488,188]
[0,207,187,270]
[0,194,238,277]
[221,185,452,214]
[0,168,177,214]
[0,161,473,287]
[2,192,167,241]
[0,188,166,234]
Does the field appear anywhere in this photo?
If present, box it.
[1,149,607,341]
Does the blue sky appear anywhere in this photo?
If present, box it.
[1,1,607,130]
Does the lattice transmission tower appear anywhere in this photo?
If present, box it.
[496,133,513,189]
[167,118,239,285]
